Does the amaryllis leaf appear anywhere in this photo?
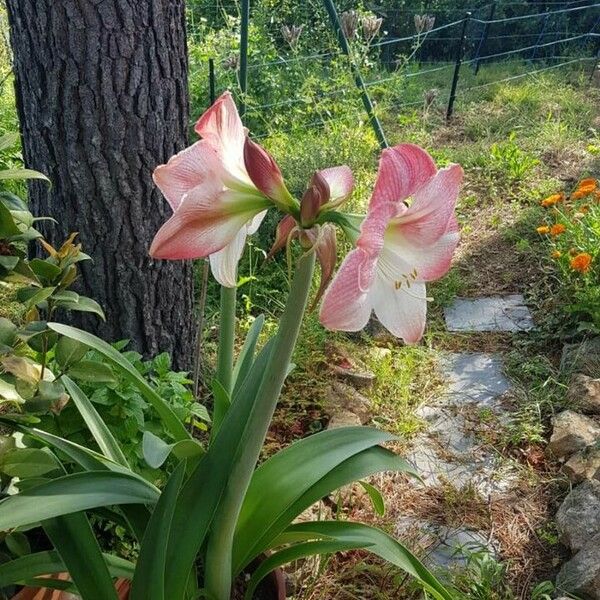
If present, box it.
[0,471,160,530]
[62,376,128,467]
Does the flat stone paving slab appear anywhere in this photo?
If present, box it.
[440,353,511,408]
[444,295,535,333]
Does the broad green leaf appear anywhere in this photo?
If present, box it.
[0,447,60,478]
[283,522,455,600]
[0,471,160,529]
[66,360,117,384]
[5,532,31,557]
[189,402,211,422]
[0,317,17,347]
[0,191,27,211]
[232,314,265,393]
[142,431,204,470]
[55,336,88,368]
[48,323,189,442]
[44,513,118,600]
[20,286,56,310]
[0,132,19,151]
[143,431,173,469]
[28,258,62,283]
[62,376,129,467]
[359,481,385,516]
[0,551,134,587]
[0,168,50,183]
[129,462,186,600]
[0,200,20,237]
[233,427,415,571]
[37,380,66,402]
[56,296,105,320]
[0,255,19,271]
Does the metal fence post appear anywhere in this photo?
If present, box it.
[446,12,471,120]
[238,0,250,119]
[474,3,495,75]
[531,11,550,61]
[322,0,388,149]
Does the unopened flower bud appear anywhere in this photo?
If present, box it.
[300,172,330,227]
[267,215,298,260]
[244,137,293,208]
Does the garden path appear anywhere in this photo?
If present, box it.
[401,294,535,572]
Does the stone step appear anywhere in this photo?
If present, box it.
[444,294,534,333]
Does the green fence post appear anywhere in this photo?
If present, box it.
[446,12,471,121]
[322,0,388,149]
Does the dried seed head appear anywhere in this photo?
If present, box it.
[361,15,383,42]
[281,24,303,49]
[414,14,435,33]
[222,55,239,71]
[340,10,359,40]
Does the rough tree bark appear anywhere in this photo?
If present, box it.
[5,0,195,369]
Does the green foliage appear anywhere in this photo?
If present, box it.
[489,132,540,182]
[535,177,600,334]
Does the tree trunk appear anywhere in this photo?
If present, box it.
[5,0,195,369]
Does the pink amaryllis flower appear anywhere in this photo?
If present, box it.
[319,144,462,343]
[150,91,291,287]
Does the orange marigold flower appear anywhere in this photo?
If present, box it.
[536,225,550,234]
[551,250,562,259]
[578,177,597,189]
[571,190,587,200]
[550,223,566,236]
[570,252,592,274]
[541,193,563,207]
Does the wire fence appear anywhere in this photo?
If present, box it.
[187,0,600,140]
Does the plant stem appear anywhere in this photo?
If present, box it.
[204,251,316,600]
[216,285,236,396]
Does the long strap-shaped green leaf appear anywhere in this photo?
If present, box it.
[44,514,118,600]
[0,471,160,530]
[62,375,129,467]
[282,521,456,600]
[244,540,368,600]
[231,313,265,395]
[203,252,316,599]
[0,550,134,587]
[162,336,277,597]
[0,420,131,475]
[164,253,316,599]
[48,323,190,442]
[129,461,186,600]
[233,435,417,572]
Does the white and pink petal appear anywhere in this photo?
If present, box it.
[153,141,220,211]
[319,248,376,332]
[370,144,437,208]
